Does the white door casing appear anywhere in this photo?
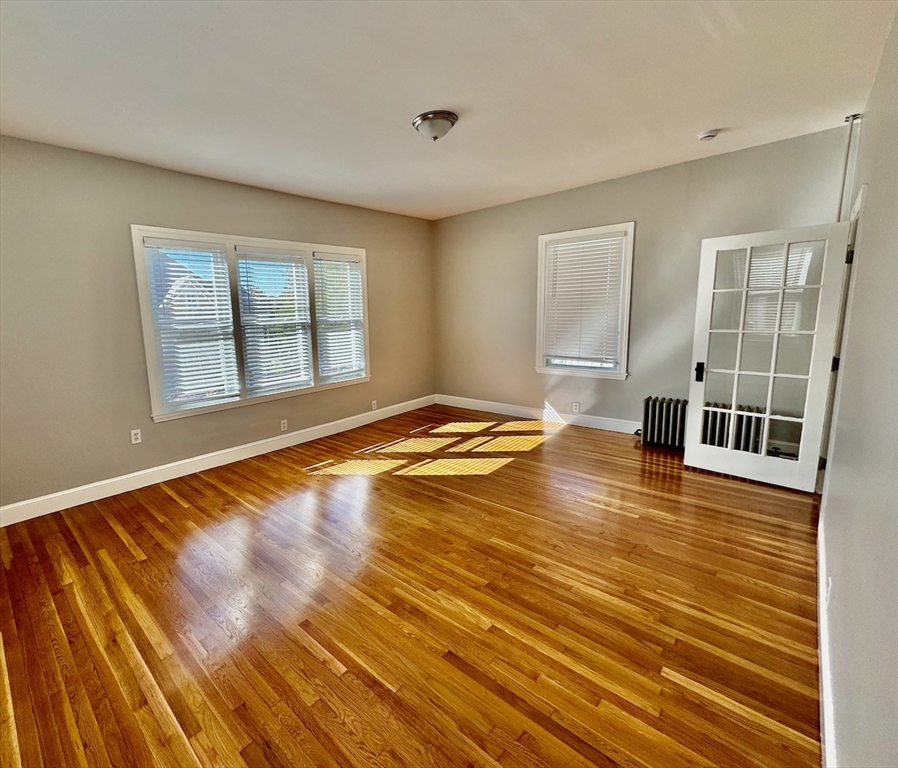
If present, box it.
[684,222,850,492]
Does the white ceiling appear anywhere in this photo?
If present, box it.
[1,1,895,220]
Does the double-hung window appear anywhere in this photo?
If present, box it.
[132,225,369,421]
[536,222,634,379]
[237,252,314,397]
[313,256,367,384]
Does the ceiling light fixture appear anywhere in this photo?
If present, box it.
[697,129,720,141]
[412,110,458,142]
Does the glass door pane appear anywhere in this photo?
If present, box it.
[736,374,770,412]
[771,377,808,418]
[767,420,803,460]
[740,334,774,372]
[714,249,748,289]
[708,332,738,370]
[776,334,813,375]
[748,244,786,287]
[711,292,744,329]
[786,241,825,286]
[781,289,820,331]
[744,291,780,332]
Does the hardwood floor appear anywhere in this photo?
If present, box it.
[0,405,821,767]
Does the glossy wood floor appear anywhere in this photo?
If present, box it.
[0,405,822,767]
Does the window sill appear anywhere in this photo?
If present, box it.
[151,375,371,422]
[535,367,628,381]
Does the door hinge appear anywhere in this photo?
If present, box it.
[832,356,840,372]
[818,457,827,471]
[846,247,854,264]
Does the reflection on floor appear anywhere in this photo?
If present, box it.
[491,420,566,431]
[471,435,551,452]
[393,457,514,476]
[377,437,460,453]
[309,459,407,476]
[430,421,497,433]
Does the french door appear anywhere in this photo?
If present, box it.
[684,222,850,492]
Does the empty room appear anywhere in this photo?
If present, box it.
[1,1,896,766]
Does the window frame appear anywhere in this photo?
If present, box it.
[535,221,634,380]
[131,224,370,422]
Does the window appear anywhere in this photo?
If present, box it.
[237,253,315,397]
[143,239,241,407]
[132,225,369,421]
[313,256,366,384]
[536,222,634,379]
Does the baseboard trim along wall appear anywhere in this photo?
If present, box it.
[817,511,837,767]
[435,394,642,435]
[0,393,642,527]
[0,395,436,528]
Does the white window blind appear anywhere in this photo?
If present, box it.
[237,256,313,396]
[313,257,367,384]
[144,242,240,408]
[538,223,633,377]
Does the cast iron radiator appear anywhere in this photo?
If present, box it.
[641,397,688,450]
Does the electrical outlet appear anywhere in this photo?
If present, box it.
[372,400,378,410]
[130,429,142,445]
[572,402,581,414]
[280,419,288,432]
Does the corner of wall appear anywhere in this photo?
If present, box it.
[429,215,446,395]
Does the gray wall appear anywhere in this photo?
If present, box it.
[820,17,898,768]
[433,128,847,422]
[0,136,435,505]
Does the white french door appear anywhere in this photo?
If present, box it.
[684,222,850,492]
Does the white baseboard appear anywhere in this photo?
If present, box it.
[1,392,641,528]
[817,521,837,767]
[0,395,436,528]
[435,394,641,434]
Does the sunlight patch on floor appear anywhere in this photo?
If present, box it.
[430,421,497,433]
[491,420,565,432]
[446,436,493,452]
[309,460,407,475]
[393,458,513,476]
[472,435,551,452]
[377,437,460,453]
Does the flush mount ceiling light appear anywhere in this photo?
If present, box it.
[412,110,458,142]
[697,129,720,141]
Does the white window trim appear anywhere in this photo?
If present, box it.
[535,221,634,380]
[131,224,370,422]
